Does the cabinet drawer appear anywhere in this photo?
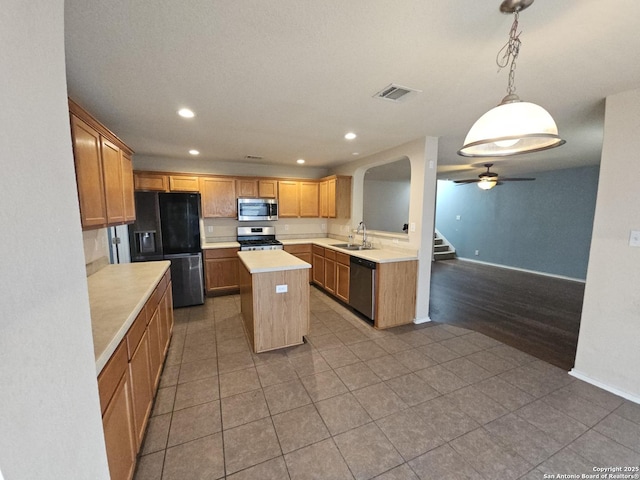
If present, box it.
[284,244,312,254]
[97,340,129,415]
[312,245,325,256]
[324,249,336,261]
[336,252,350,266]
[204,248,239,260]
[126,307,147,360]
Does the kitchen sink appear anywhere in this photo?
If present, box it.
[331,243,374,251]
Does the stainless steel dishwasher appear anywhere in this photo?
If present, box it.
[349,256,376,320]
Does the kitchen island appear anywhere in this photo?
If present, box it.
[238,250,311,353]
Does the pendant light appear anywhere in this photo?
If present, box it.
[458,0,565,157]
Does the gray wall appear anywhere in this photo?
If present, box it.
[363,179,410,233]
[435,165,600,280]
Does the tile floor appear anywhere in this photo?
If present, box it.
[134,288,640,480]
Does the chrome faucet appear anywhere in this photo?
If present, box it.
[357,221,367,248]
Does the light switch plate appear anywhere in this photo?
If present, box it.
[276,284,288,293]
[630,230,640,247]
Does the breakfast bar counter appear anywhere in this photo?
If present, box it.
[237,250,311,353]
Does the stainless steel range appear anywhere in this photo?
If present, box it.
[237,226,283,251]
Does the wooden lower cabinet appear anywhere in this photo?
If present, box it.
[283,244,312,282]
[324,249,336,294]
[205,248,240,295]
[239,260,310,353]
[312,246,325,287]
[128,329,153,449]
[375,260,418,329]
[102,370,136,480]
[98,269,173,480]
[335,252,350,303]
[147,306,163,390]
[311,246,350,303]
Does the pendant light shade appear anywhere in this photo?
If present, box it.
[458,0,565,157]
[458,96,565,157]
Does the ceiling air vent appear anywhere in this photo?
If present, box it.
[244,155,263,160]
[373,84,421,102]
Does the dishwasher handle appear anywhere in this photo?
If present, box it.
[350,256,377,269]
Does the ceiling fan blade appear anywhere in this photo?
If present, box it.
[500,177,535,182]
[453,179,480,184]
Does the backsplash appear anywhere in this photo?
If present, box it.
[202,217,330,242]
[82,228,110,275]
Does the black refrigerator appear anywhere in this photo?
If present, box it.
[129,192,204,308]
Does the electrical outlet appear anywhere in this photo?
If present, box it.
[284,224,289,231]
[321,223,326,232]
[475,250,479,256]
[393,239,399,244]
[630,230,640,247]
[275,284,288,293]
[410,223,416,232]
[207,226,213,233]
[456,215,461,221]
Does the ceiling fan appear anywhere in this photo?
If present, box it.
[453,163,535,190]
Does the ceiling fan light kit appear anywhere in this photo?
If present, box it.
[453,163,535,190]
[477,178,498,190]
[458,0,565,158]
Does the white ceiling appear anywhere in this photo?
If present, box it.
[64,1,640,180]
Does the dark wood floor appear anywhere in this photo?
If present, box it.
[429,259,585,371]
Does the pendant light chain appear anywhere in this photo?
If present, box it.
[496,11,521,97]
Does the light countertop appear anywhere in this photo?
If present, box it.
[88,261,170,374]
[238,250,311,274]
[203,237,418,263]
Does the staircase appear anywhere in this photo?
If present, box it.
[433,232,456,261]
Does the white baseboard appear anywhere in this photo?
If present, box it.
[569,369,640,405]
[414,316,432,325]
[457,257,586,283]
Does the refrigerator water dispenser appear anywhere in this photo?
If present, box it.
[136,231,156,254]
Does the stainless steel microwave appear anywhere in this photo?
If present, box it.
[237,198,278,221]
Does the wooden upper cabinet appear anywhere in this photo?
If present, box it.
[70,114,107,228]
[236,178,278,198]
[169,175,199,192]
[299,181,319,217]
[258,180,277,198]
[278,180,319,217]
[69,99,136,229]
[200,177,237,218]
[327,178,337,217]
[101,138,125,224]
[236,178,258,198]
[121,152,135,223]
[134,172,168,192]
[278,181,300,217]
[319,175,351,218]
[319,181,329,218]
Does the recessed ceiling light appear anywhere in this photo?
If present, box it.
[178,108,195,118]
[344,132,357,140]
[296,159,305,164]
[189,149,199,155]
[352,152,360,156]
